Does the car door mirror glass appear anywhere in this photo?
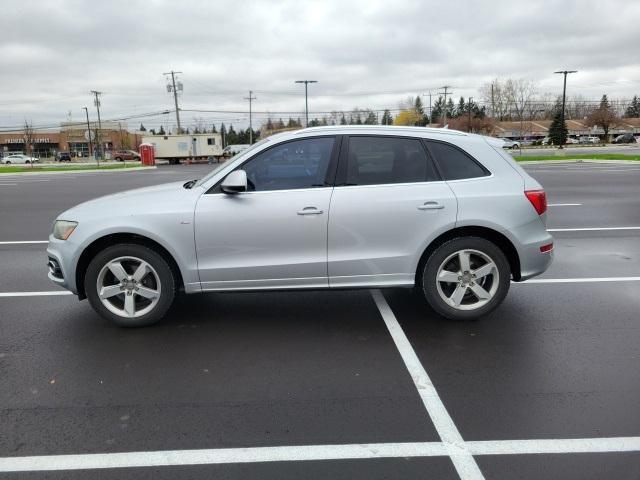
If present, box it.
[221,170,248,194]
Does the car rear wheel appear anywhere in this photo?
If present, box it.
[85,244,176,327]
[421,237,511,320]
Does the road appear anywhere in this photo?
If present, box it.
[512,143,640,157]
[1,162,639,479]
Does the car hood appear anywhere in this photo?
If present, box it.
[58,181,195,220]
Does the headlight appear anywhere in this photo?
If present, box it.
[52,220,78,240]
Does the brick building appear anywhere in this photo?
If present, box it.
[0,121,142,158]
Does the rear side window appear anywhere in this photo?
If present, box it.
[346,136,439,186]
[426,141,490,180]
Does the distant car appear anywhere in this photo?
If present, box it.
[113,150,141,161]
[222,144,251,157]
[612,133,637,144]
[56,152,72,162]
[579,136,599,144]
[1,154,38,164]
[565,137,579,144]
[541,137,551,145]
[501,139,520,149]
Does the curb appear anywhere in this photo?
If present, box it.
[0,166,157,176]
[517,159,640,165]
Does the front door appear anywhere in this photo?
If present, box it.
[195,136,338,290]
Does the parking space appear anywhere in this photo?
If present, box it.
[1,162,639,479]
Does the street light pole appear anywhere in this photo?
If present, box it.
[295,80,318,127]
[82,107,93,159]
[90,90,102,166]
[554,70,577,148]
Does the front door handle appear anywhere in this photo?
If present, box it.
[297,206,324,215]
[418,201,444,210]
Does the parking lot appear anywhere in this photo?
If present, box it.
[1,161,639,479]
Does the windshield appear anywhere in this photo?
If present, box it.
[194,138,271,187]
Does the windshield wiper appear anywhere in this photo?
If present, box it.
[183,179,198,189]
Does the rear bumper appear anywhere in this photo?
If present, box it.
[506,219,554,281]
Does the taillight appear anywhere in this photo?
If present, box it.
[525,189,547,215]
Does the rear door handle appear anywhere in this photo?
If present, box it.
[297,207,324,215]
[418,201,444,210]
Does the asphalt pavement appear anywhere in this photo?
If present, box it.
[0,161,639,479]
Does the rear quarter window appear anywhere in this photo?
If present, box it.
[425,140,490,180]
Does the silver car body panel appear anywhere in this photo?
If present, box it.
[47,125,553,295]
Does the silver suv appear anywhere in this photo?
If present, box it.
[47,126,553,327]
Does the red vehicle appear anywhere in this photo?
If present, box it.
[113,150,141,161]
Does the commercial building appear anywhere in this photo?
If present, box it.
[0,121,142,158]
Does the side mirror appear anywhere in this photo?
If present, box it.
[221,170,248,194]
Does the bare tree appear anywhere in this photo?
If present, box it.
[480,79,510,120]
[586,95,620,141]
[23,120,35,160]
[503,79,538,121]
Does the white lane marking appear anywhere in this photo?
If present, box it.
[371,289,484,480]
[0,240,48,245]
[467,437,640,455]
[547,203,582,207]
[548,226,640,232]
[0,183,18,186]
[3,437,640,473]
[0,442,448,472]
[520,277,640,284]
[0,291,72,297]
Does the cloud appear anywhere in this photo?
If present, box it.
[1,0,638,130]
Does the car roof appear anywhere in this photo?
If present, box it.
[292,125,468,138]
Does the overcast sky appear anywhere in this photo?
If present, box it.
[1,0,638,131]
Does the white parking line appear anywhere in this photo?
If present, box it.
[0,183,18,186]
[0,291,72,297]
[372,290,485,480]
[520,276,640,284]
[0,240,48,245]
[2,437,639,473]
[547,203,582,207]
[548,226,640,232]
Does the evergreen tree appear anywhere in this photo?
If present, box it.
[380,109,393,125]
[456,97,467,118]
[227,124,238,145]
[276,118,285,129]
[355,113,363,125]
[286,117,297,128]
[414,96,427,125]
[446,98,455,120]
[149,128,156,135]
[364,110,377,125]
[158,125,166,135]
[211,124,217,133]
[340,114,347,125]
[548,109,568,146]
[266,118,274,131]
[220,123,227,148]
[624,95,640,117]
[430,97,445,124]
[139,123,146,131]
[321,117,328,126]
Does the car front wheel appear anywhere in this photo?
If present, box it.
[85,244,176,327]
[421,237,511,320]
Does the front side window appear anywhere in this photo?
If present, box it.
[426,141,490,180]
[241,137,335,191]
[346,136,438,186]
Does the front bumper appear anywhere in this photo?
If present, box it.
[46,235,80,294]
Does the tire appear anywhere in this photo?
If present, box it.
[84,244,176,327]
[420,236,511,321]
[5,161,10,164]
[115,157,123,162]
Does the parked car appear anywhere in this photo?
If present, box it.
[113,150,141,161]
[47,126,553,327]
[579,136,600,144]
[501,139,520,149]
[541,137,551,145]
[565,137,579,144]
[612,133,637,144]
[222,144,251,157]
[1,154,38,164]
[56,152,72,162]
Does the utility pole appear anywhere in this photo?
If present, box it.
[90,90,102,166]
[82,106,93,159]
[164,70,183,134]
[438,86,452,126]
[554,70,577,148]
[295,80,318,127]
[422,90,435,124]
[468,97,474,132]
[244,90,257,143]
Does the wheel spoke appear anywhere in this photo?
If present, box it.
[107,261,128,281]
[132,262,150,282]
[99,285,122,299]
[438,269,460,283]
[472,261,495,279]
[136,286,159,300]
[123,294,136,317]
[458,251,471,272]
[469,283,491,300]
[449,284,467,307]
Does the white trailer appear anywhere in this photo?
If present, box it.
[142,133,223,164]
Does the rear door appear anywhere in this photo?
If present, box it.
[327,135,457,287]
